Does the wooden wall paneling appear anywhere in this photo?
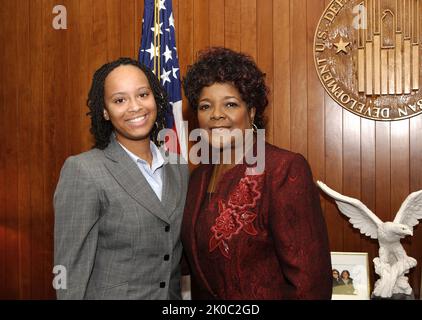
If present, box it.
[324,102,344,252]
[410,116,422,298]
[193,0,209,54]
[394,119,421,297]
[88,0,108,153]
[209,0,224,47]
[305,0,325,186]
[43,0,71,299]
[375,122,391,222]
[306,0,326,226]
[106,0,121,61]
[390,121,410,216]
[79,0,94,151]
[0,0,6,299]
[134,0,144,58]
[324,91,344,253]
[360,118,378,290]
[341,0,362,252]
[273,0,290,150]
[240,0,257,60]
[16,0,31,299]
[224,0,241,51]
[257,0,274,144]
[60,0,72,170]
[67,0,83,157]
[190,0,209,135]
[390,120,410,219]
[120,0,136,58]
[90,0,108,78]
[3,0,19,299]
[390,120,410,270]
[240,0,257,156]
[374,121,391,293]
[178,0,193,79]
[178,0,194,130]
[289,0,307,156]
[28,0,45,299]
[391,120,414,296]
[0,0,5,298]
[410,1,422,298]
[322,0,343,254]
[342,112,362,252]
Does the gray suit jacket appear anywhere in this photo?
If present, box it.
[54,138,189,299]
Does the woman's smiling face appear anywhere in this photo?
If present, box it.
[103,65,157,145]
[196,82,255,150]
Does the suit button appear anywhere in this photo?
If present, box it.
[165,225,170,232]
[164,254,170,261]
[160,282,166,288]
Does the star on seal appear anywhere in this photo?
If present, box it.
[333,38,350,54]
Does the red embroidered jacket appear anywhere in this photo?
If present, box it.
[181,143,332,300]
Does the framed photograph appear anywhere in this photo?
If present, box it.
[331,252,370,300]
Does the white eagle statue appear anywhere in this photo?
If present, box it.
[317,181,422,298]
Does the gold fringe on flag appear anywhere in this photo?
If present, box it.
[153,0,161,80]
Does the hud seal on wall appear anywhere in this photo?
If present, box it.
[314,0,422,121]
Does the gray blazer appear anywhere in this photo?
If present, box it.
[54,138,189,300]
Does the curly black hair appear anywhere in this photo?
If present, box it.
[87,57,169,149]
[182,47,269,129]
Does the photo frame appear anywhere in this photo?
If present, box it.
[331,252,370,300]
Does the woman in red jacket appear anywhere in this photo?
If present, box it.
[181,47,332,300]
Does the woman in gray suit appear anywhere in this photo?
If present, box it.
[54,57,189,299]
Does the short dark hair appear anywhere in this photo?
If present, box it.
[182,47,269,129]
[87,57,169,149]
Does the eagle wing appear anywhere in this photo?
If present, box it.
[393,190,422,231]
[317,181,383,239]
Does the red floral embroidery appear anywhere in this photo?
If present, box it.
[228,177,261,210]
[209,174,264,259]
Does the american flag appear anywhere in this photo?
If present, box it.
[139,0,187,159]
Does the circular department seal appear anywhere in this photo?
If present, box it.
[314,0,422,121]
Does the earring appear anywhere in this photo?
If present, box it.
[103,111,109,121]
[252,123,258,133]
